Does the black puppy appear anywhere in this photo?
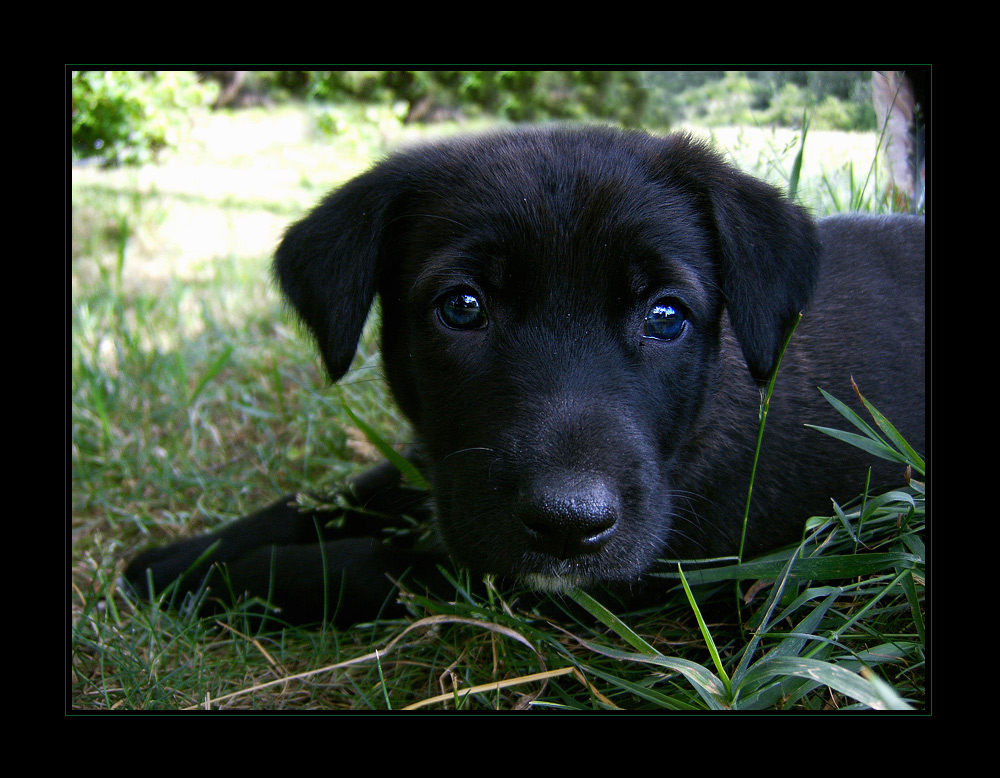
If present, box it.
[125,127,925,626]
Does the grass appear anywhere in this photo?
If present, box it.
[70,102,926,712]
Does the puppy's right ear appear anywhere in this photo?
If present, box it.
[274,173,396,380]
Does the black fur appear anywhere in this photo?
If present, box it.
[125,127,925,626]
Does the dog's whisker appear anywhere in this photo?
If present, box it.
[441,447,495,463]
[390,212,470,230]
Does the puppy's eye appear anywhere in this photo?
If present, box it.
[643,302,686,341]
[438,291,487,330]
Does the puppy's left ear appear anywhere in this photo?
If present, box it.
[274,172,399,381]
[666,136,821,381]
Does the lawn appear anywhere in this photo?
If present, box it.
[70,103,925,712]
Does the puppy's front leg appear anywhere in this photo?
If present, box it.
[123,457,440,627]
[201,536,446,626]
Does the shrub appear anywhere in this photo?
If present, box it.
[71,71,210,166]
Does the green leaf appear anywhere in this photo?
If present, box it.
[854,389,925,474]
[581,666,702,710]
[787,111,809,202]
[187,345,232,406]
[567,589,660,656]
[679,564,732,699]
[338,388,429,490]
[580,640,730,709]
[816,386,885,442]
[657,552,919,586]
[810,386,924,476]
[806,425,908,465]
[741,657,913,710]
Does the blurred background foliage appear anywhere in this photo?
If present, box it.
[71,69,879,168]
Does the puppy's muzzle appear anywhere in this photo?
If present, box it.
[518,471,620,558]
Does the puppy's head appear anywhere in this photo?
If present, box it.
[275,127,820,587]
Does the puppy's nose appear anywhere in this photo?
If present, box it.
[520,473,620,558]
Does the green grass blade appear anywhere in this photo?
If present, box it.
[741,657,913,710]
[810,385,924,475]
[337,387,429,490]
[567,588,660,656]
[187,345,233,406]
[660,551,919,586]
[815,386,887,441]
[580,665,703,710]
[853,387,925,474]
[579,640,730,709]
[899,568,926,644]
[787,112,809,202]
[806,425,908,464]
[739,313,802,561]
[678,564,732,700]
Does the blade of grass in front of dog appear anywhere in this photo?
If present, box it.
[807,386,903,463]
[140,538,222,608]
[678,564,732,701]
[810,386,923,473]
[666,551,918,586]
[740,584,847,692]
[807,424,909,466]
[741,656,913,710]
[337,387,429,490]
[739,313,802,562]
[566,589,660,656]
[860,490,918,526]
[851,378,926,473]
[579,664,703,710]
[730,542,815,689]
[736,579,914,709]
[579,639,730,709]
[375,649,393,710]
[826,567,917,642]
[900,568,926,644]
[814,386,889,445]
